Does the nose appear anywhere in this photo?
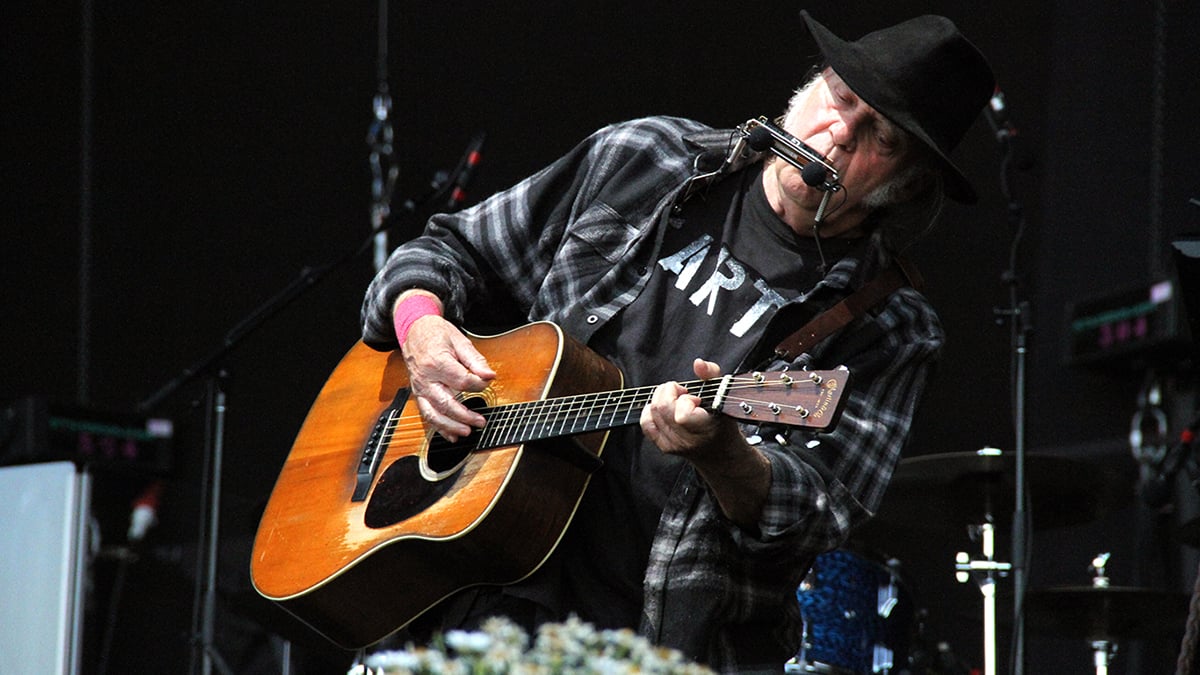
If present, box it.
[830,116,857,153]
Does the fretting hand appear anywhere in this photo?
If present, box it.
[641,358,771,528]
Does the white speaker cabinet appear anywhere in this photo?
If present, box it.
[0,461,89,675]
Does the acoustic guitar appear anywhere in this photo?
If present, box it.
[250,321,848,649]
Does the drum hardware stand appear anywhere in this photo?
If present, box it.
[989,85,1033,675]
[956,519,1013,675]
[1087,553,1118,675]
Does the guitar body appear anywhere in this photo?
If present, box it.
[250,322,621,649]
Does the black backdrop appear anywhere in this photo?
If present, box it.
[6,1,1200,673]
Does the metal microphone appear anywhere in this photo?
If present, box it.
[738,116,841,192]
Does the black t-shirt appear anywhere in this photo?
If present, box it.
[540,167,859,628]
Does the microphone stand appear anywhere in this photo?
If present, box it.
[989,105,1032,675]
[136,172,453,675]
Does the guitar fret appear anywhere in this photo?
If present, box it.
[536,397,556,440]
[589,392,608,432]
[579,392,601,433]
[603,391,619,430]
[499,401,517,446]
[475,413,494,449]
[579,392,603,433]
[490,400,516,447]
[558,394,579,437]
[612,391,627,427]
[536,397,557,442]
[562,393,580,435]
[564,392,588,435]
[514,400,541,445]
[592,392,609,431]
[526,399,544,441]
[635,388,654,425]
[602,391,620,429]
[480,400,507,448]
[545,395,567,439]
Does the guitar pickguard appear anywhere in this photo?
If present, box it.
[364,456,461,529]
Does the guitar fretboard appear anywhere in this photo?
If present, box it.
[474,379,724,450]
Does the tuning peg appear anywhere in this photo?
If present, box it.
[746,425,764,446]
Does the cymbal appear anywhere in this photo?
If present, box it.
[864,451,1131,534]
[1026,586,1190,640]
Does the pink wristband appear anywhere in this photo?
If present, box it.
[393,295,443,346]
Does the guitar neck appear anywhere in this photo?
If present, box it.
[426,366,844,462]
[473,379,726,450]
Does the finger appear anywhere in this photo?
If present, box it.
[407,335,488,393]
[668,381,721,437]
[651,380,706,426]
[449,332,496,389]
[648,381,685,419]
[404,332,490,400]
[407,325,493,393]
[641,383,692,448]
[410,370,486,424]
[415,389,476,442]
[436,384,488,430]
[692,358,723,380]
[673,393,706,425]
[641,383,678,440]
[639,405,656,437]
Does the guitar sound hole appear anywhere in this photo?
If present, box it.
[425,396,487,474]
[426,435,475,473]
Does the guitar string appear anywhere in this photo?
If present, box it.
[383,384,829,443]
[382,377,829,436]
[373,376,839,450]
[381,378,810,439]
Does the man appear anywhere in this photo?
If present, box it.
[361,11,995,673]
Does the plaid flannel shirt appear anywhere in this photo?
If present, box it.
[361,116,943,672]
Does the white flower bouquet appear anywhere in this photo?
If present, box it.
[350,615,716,675]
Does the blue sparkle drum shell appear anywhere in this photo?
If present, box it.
[794,549,915,674]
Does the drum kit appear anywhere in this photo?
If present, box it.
[786,448,1192,675]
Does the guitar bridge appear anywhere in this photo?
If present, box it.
[352,386,411,502]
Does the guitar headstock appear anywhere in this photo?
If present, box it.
[715,367,850,430]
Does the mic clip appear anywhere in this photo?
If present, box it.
[737,116,842,193]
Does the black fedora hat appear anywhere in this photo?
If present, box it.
[801,11,995,203]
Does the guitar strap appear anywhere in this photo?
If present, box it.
[773,255,924,360]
